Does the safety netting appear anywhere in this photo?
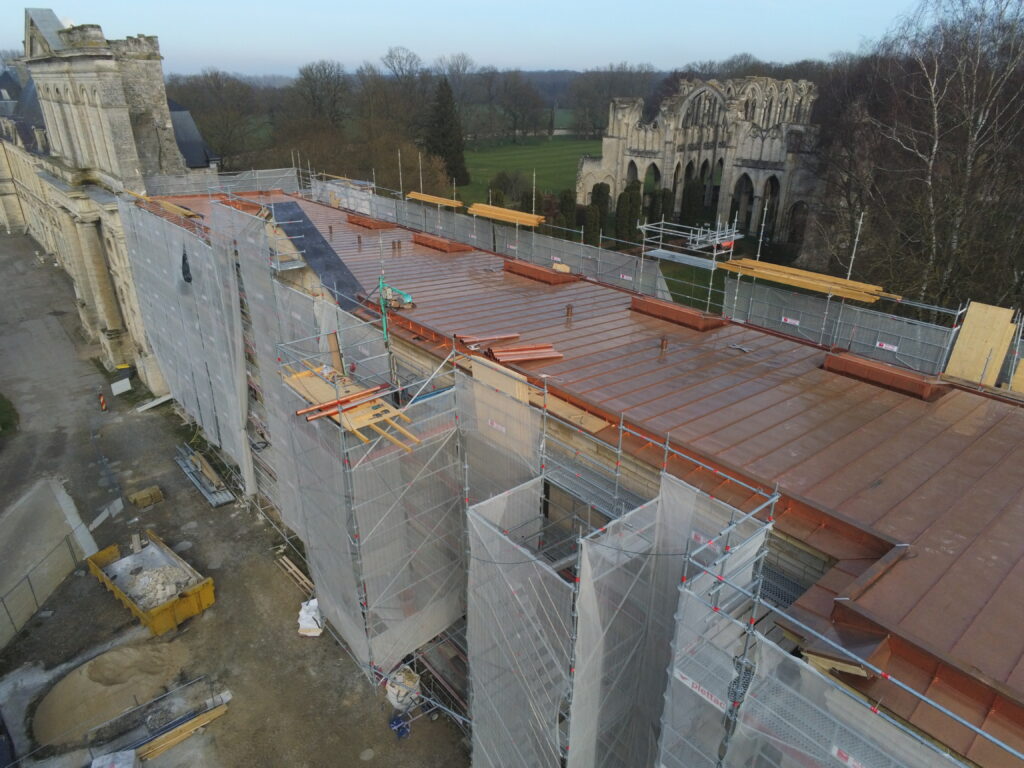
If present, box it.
[467,478,575,768]
[657,483,958,768]
[657,589,957,768]
[144,167,301,196]
[119,198,251,489]
[226,203,313,527]
[348,390,463,673]
[565,474,697,768]
[456,372,542,503]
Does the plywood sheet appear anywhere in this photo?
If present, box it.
[943,302,1016,386]
[471,356,529,403]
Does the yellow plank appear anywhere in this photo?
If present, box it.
[466,203,545,228]
[944,302,1017,386]
[407,191,463,208]
[368,422,412,451]
[717,258,895,303]
[383,417,422,444]
[730,259,885,293]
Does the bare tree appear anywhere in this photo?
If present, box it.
[166,69,260,169]
[864,0,1024,305]
[568,63,655,138]
[498,71,544,142]
[294,59,349,128]
[434,52,475,110]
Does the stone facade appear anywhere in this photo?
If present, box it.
[0,9,216,393]
[577,77,820,245]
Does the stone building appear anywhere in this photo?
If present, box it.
[0,9,216,391]
[577,77,819,247]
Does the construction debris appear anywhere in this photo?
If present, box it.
[276,555,314,596]
[87,530,215,635]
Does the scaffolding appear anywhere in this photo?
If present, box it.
[464,456,776,768]
[119,196,252,492]
[118,172,1024,766]
[658,483,979,768]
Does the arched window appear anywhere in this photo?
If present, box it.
[730,174,755,232]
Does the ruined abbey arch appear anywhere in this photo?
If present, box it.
[577,76,821,246]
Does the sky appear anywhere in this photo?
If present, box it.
[4,1,921,75]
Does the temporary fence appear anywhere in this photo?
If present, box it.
[723,275,960,375]
[144,167,303,197]
[0,528,84,648]
[312,175,976,378]
[119,197,253,492]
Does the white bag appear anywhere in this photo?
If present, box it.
[297,598,323,637]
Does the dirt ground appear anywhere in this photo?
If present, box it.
[0,232,470,767]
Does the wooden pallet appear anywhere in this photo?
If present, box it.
[276,555,314,596]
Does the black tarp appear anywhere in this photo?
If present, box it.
[268,201,363,310]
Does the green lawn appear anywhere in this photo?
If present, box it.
[554,108,574,130]
[459,136,601,205]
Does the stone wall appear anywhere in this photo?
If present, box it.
[577,77,821,245]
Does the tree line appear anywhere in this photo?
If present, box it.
[161,0,1024,309]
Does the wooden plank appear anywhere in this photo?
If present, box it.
[717,261,885,303]
[369,422,413,451]
[473,357,530,402]
[943,302,1017,386]
[137,703,228,760]
[276,556,314,595]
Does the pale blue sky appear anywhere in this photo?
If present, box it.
[5,1,920,75]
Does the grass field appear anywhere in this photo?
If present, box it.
[459,136,601,205]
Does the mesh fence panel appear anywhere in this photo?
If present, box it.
[120,199,249,482]
[723,277,954,375]
[468,479,574,768]
[452,212,490,249]
[494,222,526,260]
[144,168,300,196]
[370,195,399,223]
[566,473,693,768]
[312,178,374,214]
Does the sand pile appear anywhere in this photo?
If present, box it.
[33,641,188,747]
